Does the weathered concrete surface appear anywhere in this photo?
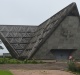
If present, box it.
[33,16,80,60]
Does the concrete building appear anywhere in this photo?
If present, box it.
[0,2,80,61]
[3,53,11,57]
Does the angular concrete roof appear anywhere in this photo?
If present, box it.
[0,25,37,58]
[27,2,79,59]
[0,2,79,59]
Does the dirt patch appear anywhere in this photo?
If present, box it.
[10,70,75,75]
[0,63,67,70]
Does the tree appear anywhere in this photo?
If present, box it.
[0,46,4,49]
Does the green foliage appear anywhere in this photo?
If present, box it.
[68,61,76,72]
[75,63,80,73]
[0,46,4,49]
[23,59,43,64]
[30,59,38,64]
[0,70,13,75]
[0,58,43,64]
[24,59,28,64]
[68,61,80,74]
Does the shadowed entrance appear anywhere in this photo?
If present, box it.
[50,49,76,61]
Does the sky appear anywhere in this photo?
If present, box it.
[0,0,80,25]
[0,0,80,55]
[0,40,9,55]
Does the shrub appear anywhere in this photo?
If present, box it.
[75,63,80,73]
[31,59,38,64]
[24,59,28,64]
[0,57,44,64]
[0,58,5,64]
[68,61,76,72]
[68,61,80,73]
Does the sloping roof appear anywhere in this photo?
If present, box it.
[0,2,79,59]
[27,2,79,59]
[0,25,37,58]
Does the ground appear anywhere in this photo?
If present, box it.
[0,62,75,75]
[10,70,75,75]
[0,62,67,70]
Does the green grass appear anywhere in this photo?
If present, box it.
[0,70,13,75]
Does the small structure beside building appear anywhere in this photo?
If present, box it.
[3,53,11,58]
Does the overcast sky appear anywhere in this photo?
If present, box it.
[0,0,80,55]
[0,0,80,25]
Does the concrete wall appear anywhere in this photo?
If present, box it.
[32,16,80,60]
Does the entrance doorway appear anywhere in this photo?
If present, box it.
[50,49,76,61]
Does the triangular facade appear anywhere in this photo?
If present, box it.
[0,25,37,58]
[0,2,80,60]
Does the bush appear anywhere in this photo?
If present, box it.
[75,63,80,73]
[68,61,80,73]
[24,59,28,64]
[0,58,23,64]
[0,58,44,64]
[68,61,76,72]
[0,58,5,64]
[31,59,38,64]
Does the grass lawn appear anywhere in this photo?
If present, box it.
[0,70,13,75]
